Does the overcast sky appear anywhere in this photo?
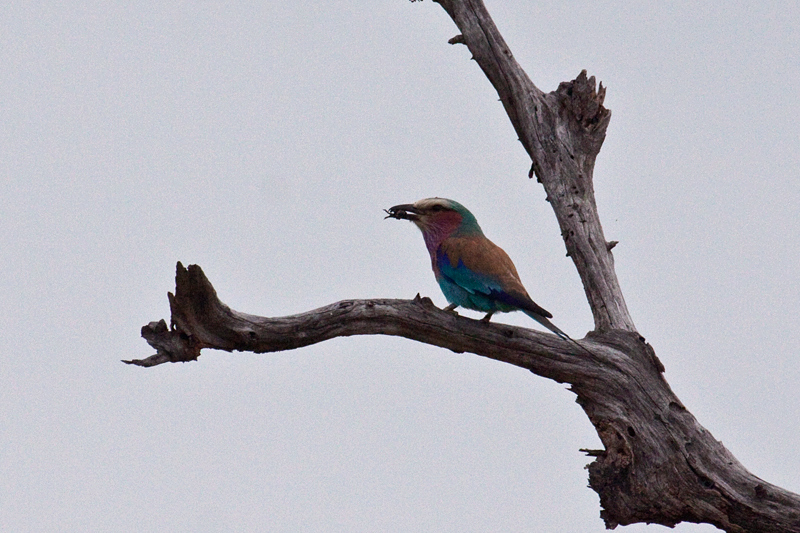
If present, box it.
[2,1,799,531]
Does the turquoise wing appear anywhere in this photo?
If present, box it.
[436,248,525,313]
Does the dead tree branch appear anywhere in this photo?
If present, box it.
[130,1,800,530]
[130,263,800,531]
[434,0,632,333]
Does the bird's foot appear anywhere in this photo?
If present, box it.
[480,312,494,323]
[442,303,459,315]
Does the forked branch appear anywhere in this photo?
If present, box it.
[435,0,632,332]
[130,0,800,530]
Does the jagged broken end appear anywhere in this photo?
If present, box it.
[125,262,218,367]
[555,69,612,142]
[122,317,202,367]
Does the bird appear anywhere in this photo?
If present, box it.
[385,197,592,355]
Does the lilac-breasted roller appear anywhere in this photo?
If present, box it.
[386,197,589,352]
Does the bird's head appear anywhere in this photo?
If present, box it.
[385,198,483,241]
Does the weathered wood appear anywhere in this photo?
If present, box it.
[428,2,800,530]
[132,1,800,530]
[436,0,633,333]
[129,263,607,371]
[132,263,800,531]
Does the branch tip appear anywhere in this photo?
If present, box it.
[580,448,605,457]
[448,34,465,45]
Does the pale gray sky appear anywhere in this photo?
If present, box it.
[2,1,799,531]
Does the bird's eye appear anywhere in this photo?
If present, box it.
[431,205,445,212]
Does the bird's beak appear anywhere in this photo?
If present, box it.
[384,204,421,222]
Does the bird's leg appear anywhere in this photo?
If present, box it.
[443,303,459,314]
[481,312,495,323]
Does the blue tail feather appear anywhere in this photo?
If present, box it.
[522,310,597,358]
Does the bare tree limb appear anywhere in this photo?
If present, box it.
[131,1,800,531]
[131,263,800,531]
[436,0,633,333]
[128,263,607,373]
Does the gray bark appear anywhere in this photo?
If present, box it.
[129,1,800,530]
